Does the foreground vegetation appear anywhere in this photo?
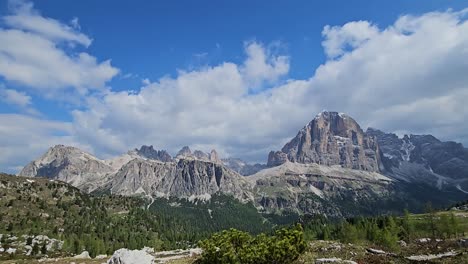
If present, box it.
[0,173,270,260]
[303,206,465,251]
[198,225,306,264]
[1,172,468,263]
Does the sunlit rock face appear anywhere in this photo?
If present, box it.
[273,111,383,172]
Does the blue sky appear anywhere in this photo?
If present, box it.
[0,0,468,172]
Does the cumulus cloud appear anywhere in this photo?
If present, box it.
[322,21,379,59]
[5,0,92,46]
[71,48,305,159]
[0,87,32,107]
[0,114,85,173]
[1,4,468,172]
[0,86,40,115]
[71,8,468,163]
[0,0,119,98]
[310,8,468,145]
[241,41,290,89]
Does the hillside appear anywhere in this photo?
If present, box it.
[0,173,272,260]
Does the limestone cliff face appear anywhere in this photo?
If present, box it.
[269,111,383,172]
[107,158,252,201]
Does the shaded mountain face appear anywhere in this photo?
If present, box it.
[136,145,173,162]
[366,128,468,191]
[269,111,383,172]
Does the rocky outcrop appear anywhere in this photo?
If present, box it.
[18,145,112,192]
[272,111,383,172]
[267,151,288,167]
[209,149,221,163]
[136,145,172,162]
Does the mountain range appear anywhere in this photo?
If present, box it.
[18,111,468,217]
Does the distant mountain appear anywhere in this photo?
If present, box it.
[16,111,468,216]
[222,158,267,176]
[19,145,113,193]
[367,128,468,191]
[102,158,252,202]
[175,146,222,163]
[135,145,173,162]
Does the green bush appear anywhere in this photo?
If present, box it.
[198,224,306,264]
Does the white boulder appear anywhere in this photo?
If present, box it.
[74,250,91,259]
[108,248,155,264]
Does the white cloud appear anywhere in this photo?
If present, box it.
[0,114,87,173]
[70,17,81,30]
[241,41,289,90]
[0,0,119,99]
[70,8,468,163]
[5,0,91,46]
[322,21,379,59]
[0,86,40,115]
[1,5,468,171]
[71,43,306,160]
[310,8,468,145]
[0,87,32,107]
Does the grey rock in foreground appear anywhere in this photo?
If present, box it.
[108,248,155,264]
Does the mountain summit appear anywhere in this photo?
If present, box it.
[268,111,383,172]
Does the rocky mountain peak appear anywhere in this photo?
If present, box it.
[175,146,222,164]
[34,145,100,165]
[18,145,112,191]
[135,145,173,162]
[176,146,192,158]
[270,111,383,172]
[193,150,209,160]
[209,149,221,163]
